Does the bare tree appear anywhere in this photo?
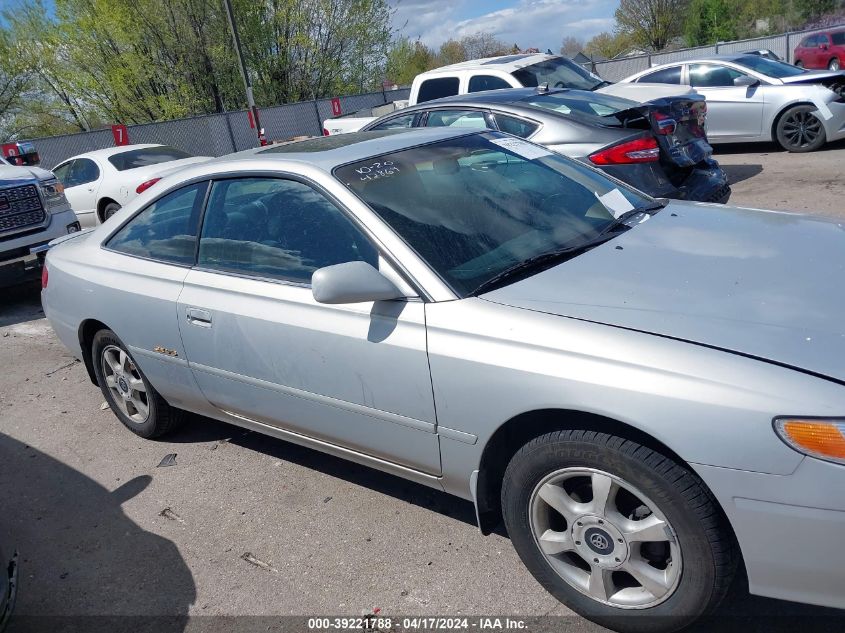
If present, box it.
[560,36,585,57]
[615,0,689,51]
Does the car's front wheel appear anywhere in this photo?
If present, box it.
[92,329,184,438]
[775,104,827,152]
[502,430,736,633]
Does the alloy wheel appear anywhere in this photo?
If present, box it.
[781,110,822,149]
[529,467,682,609]
[101,345,149,423]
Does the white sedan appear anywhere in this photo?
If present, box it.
[51,144,210,227]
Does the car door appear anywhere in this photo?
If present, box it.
[688,63,764,140]
[177,176,441,474]
[54,157,102,227]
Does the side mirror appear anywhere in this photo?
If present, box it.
[733,75,758,87]
[312,261,405,304]
[820,43,829,50]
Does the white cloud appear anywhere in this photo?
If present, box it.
[391,0,618,53]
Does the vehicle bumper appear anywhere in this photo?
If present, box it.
[0,551,18,633]
[0,208,80,287]
[599,160,730,204]
[694,457,845,610]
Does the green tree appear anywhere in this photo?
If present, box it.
[683,0,740,46]
[615,0,690,50]
[584,31,634,58]
[438,39,467,66]
[386,37,436,85]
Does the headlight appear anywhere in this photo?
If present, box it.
[774,417,845,465]
[38,178,68,211]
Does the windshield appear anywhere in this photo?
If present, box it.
[733,55,806,78]
[512,57,604,91]
[334,132,650,296]
[521,91,637,126]
[108,146,193,171]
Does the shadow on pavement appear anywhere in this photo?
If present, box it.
[0,283,43,328]
[722,163,763,185]
[0,433,195,633]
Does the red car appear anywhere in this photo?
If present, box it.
[793,29,845,70]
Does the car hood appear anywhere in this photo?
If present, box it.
[482,201,845,382]
[778,70,845,84]
[0,163,54,184]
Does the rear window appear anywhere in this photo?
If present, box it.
[833,32,845,46]
[521,91,636,126]
[417,77,460,103]
[108,146,193,171]
[512,57,603,91]
[732,56,806,78]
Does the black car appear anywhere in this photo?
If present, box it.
[360,87,731,204]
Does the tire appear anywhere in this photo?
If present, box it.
[775,104,827,152]
[829,58,841,71]
[102,201,121,221]
[501,430,736,633]
[795,60,803,68]
[92,329,185,438]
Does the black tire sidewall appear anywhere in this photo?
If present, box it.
[103,202,121,220]
[776,105,827,152]
[502,435,723,632]
[92,329,160,438]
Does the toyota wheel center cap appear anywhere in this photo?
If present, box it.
[571,514,628,569]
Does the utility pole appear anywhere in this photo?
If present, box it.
[223,0,266,146]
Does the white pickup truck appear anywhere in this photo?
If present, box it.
[324,53,691,135]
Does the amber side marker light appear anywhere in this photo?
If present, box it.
[774,418,845,465]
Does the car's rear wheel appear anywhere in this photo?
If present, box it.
[92,329,184,438]
[103,201,121,221]
[829,58,841,71]
[502,430,736,633]
[775,105,826,152]
[795,60,803,68]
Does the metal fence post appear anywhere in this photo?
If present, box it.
[312,98,322,136]
[647,53,652,67]
[224,112,238,153]
[785,32,793,64]
[715,41,720,54]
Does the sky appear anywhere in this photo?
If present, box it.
[389,0,619,53]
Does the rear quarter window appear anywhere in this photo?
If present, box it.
[832,32,845,46]
[417,77,460,103]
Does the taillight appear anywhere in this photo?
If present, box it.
[41,263,48,289]
[652,112,676,135]
[136,177,161,194]
[322,128,330,136]
[589,136,660,165]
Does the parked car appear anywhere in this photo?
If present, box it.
[793,29,845,70]
[0,148,79,288]
[323,53,693,135]
[360,87,730,203]
[43,129,845,633]
[51,144,211,227]
[620,54,845,151]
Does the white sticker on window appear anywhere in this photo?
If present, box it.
[596,188,635,219]
[490,137,553,160]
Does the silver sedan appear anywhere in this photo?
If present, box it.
[42,129,845,631]
[620,54,845,151]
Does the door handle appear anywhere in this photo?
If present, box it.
[186,307,212,327]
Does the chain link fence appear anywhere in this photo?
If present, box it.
[593,24,845,82]
[26,88,411,170]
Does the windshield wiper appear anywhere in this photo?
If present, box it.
[471,234,618,296]
[600,200,667,233]
[590,80,613,91]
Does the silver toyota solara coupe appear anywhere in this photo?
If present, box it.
[42,129,845,631]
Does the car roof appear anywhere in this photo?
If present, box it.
[61,144,163,162]
[420,53,554,75]
[217,128,482,171]
[395,87,632,112]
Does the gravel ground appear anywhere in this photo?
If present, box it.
[1,143,842,632]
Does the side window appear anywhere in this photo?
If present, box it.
[802,35,818,47]
[417,77,460,103]
[468,75,513,92]
[638,66,682,85]
[689,64,746,88]
[493,113,539,138]
[52,161,73,185]
[68,158,100,187]
[107,182,206,264]
[370,112,418,130]
[197,178,378,284]
[818,34,830,46]
[425,110,489,129]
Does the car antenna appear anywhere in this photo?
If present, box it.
[537,82,550,93]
